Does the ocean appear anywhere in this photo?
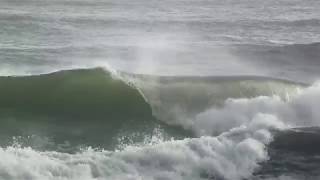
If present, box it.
[0,0,320,179]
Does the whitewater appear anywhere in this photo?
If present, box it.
[1,0,320,179]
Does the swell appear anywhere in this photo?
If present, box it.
[0,67,305,120]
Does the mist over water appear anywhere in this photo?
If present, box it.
[1,0,320,179]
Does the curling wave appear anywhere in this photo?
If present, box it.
[0,68,304,149]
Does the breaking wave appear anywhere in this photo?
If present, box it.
[0,67,319,179]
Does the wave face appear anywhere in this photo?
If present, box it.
[0,68,303,150]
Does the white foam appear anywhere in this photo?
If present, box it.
[0,111,288,180]
[190,83,320,136]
